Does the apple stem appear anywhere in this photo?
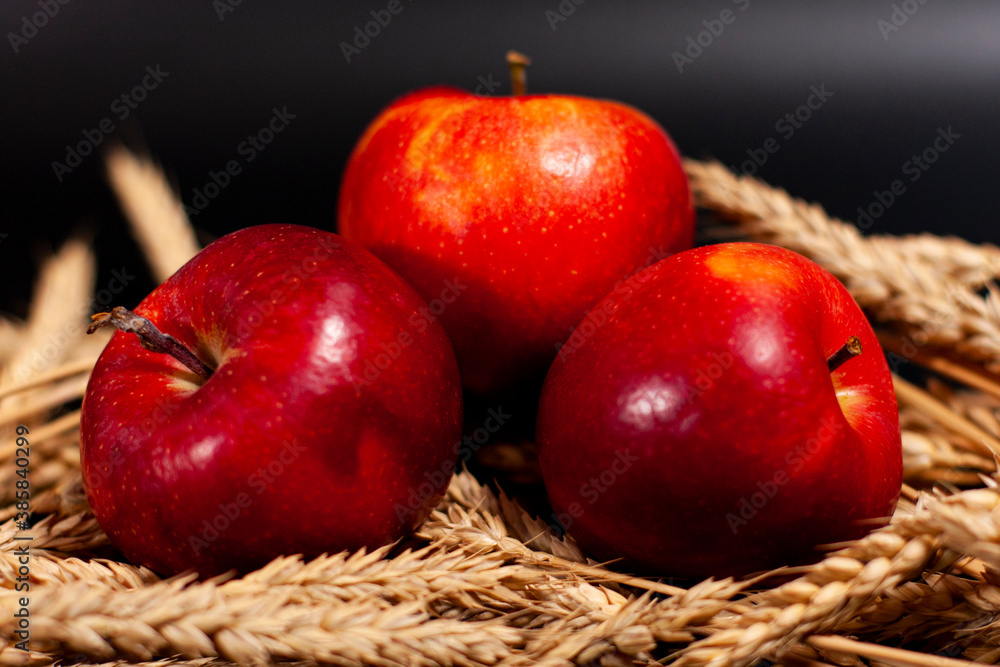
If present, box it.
[827,335,863,373]
[506,50,531,96]
[87,306,214,380]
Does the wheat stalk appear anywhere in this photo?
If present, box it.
[9,469,999,666]
[0,472,747,666]
[105,147,201,284]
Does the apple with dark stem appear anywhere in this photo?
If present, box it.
[338,52,694,394]
[80,224,463,576]
[536,242,902,579]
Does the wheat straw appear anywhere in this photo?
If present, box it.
[1,238,95,388]
[104,147,201,284]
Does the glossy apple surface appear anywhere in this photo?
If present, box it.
[338,86,694,394]
[80,224,462,576]
[536,242,902,579]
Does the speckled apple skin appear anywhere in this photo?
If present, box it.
[338,87,694,394]
[80,225,462,576]
[536,243,902,579]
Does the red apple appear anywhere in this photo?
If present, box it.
[338,60,694,394]
[536,242,902,579]
[80,224,462,576]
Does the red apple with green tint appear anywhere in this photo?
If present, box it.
[80,224,462,576]
[536,243,902,579]
[338,57,694,394]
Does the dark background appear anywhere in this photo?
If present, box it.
[2,0,999,318]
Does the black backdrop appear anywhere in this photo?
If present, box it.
[3,0,999,317]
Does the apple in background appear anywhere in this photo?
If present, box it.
[338,54,694,394]
[536,242,902,579]
[80,224,462,576]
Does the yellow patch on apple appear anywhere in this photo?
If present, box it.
[703,245,800,291]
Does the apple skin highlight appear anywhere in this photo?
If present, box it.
[536,243,902,579]
[81,224,463,576]
[339,87,694,394]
